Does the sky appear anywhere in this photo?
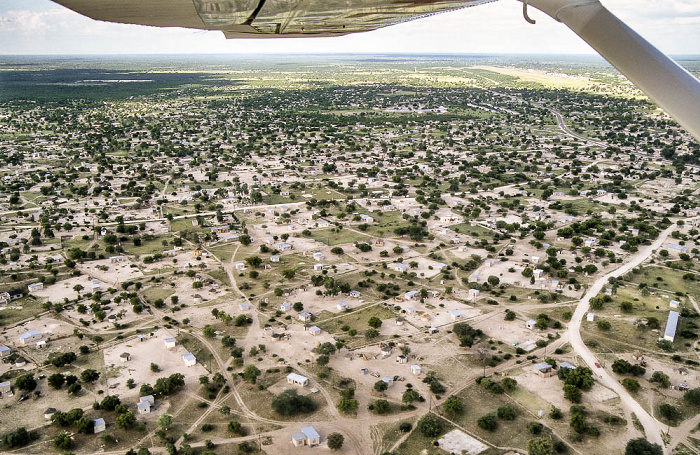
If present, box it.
[0,0,699,55]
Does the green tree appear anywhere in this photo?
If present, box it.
[497,405,516,421]
[527,438,554,455]
[15,374,36,392]
[202,325,215,338]
[625,438,662,455]
[374,380,388,392]
[327,432,344,450]
[47,373,66,390]
[443,396,464,417]
[570,413,587,433]
[563,384,582,403]
[658,403,681,422]
[53,433,72,450]
[116,412,137,430]
[368,316,383,328]
[271,390,317,416]
[649,371,671,388]
[157,414,173,430]
[373,399,390,414]
[80,369,100,382]
[621,378,640,393]
[242,365,261,384]
[417,415,443,438]
[477,414,498,431]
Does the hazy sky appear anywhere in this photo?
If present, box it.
[0,0,699,55]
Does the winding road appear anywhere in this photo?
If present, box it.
[566,222,684,451]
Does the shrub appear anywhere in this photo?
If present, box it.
[477,414,498,431]
[528,421,544,434]
[417,415,443,438]
[497,405,516,421]
[271,390,317,416]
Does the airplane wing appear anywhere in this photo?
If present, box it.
[50,0,495,38]
[49,0,700,141]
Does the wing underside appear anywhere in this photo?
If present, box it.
[51,0,496,38]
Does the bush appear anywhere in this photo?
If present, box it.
[527,438,554,455]
[271,390,317,416]
[443,396,464,417]
[399,422,412,433]
[327,432,344,450]
[417,415,443,438]
[658,403,682,422]
[53,433,72,450]
[373,399,390,414]
[477,414,498,431]
[497,405,516,421]
[625,438,662,455]
[549,406,563,420]
[649,371,671,388]
[374,380,388,392]
[684,388,700,405]
[528,421,544,434]
[1,428,33,448]
[621,378,640,393]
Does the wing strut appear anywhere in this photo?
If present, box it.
[524,0,700,141]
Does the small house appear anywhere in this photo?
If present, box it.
[0,381,11,397]
[526,320,537,330]
[27,282,44,293]
[193,294,203,304]
[234,262,246,271]
[308,326,321,336]
[19,330,42,344]
[140,395,155,406]
[280,302,291,312]
[336,301,349,311]
[137,401,151,414]
[393,263,408,273]
[119,352,131,362]
[395,317,405,326]
[292,426,321,447]
[44,408,56,419]
[380,344,392,358]
[534,362,554,377]
[286,373,309,387]
[349,290,361,298]
[93,418,106,434]
[164,338,177,349]
[0,346,11,358]
[450,310,462,321]
[397,355,408,364]
[239,301,250,311]
[664,311,680,342]
[411,364,422,375]
[313,263,324,272]
[587,313,595,322]
[270,255,280,263]
[298,312,312,323]
[182,352,197,367]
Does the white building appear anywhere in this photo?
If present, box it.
[292,426,321,447]
[164,338,177,349]
[94,418,106,434]
[182,352,197,367]
[286,373,309,387]
[27,282,43,293]
[19,330,42,344]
